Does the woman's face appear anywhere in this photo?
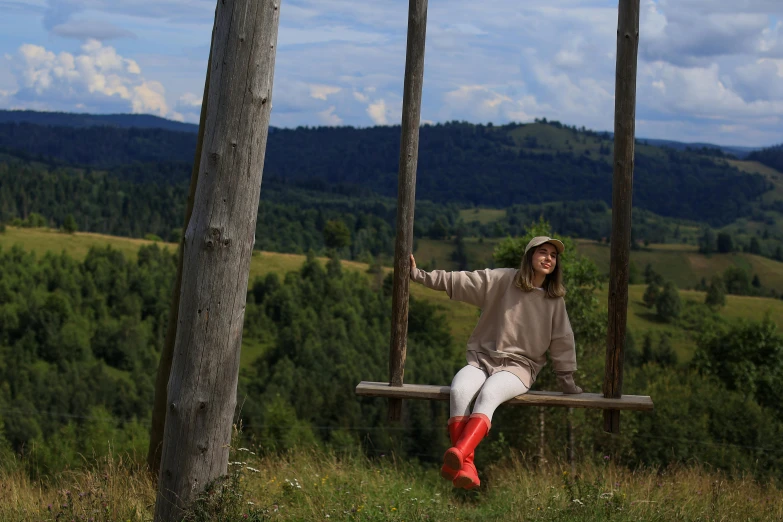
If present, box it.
[531,243,558,278]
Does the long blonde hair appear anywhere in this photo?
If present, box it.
[514,244,566,298]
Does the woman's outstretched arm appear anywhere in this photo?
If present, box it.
[409,254,452,292]
[409,254,492,308]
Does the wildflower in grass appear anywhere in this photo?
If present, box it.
[246,466,260,473]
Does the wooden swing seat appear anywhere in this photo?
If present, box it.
[356,381,653,411]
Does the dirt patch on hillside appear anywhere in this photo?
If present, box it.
[687,254,709,271]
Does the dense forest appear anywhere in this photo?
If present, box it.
[0,153,462,260]
[0,120,773,227]
[2,114,782,264]
[12,151,771,265]
[748,144,783,172]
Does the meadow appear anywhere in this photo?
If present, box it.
[2,444,782,522]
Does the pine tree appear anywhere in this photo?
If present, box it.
[643,282,660,309]
[705,275,726,310]
[62,214,78,234]
[717,232,734,253]
[655,281,681,323]
[655,333,678,367]
[323,219,352,250]
[641,331,654,364]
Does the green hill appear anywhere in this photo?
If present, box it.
[4,226,783,488]
[0,119,775,227]
[4,226,782,368]
[0,109,199,133]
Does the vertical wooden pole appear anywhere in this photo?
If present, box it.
[148,38,214,479]
[603,0,640,435]
[538,407,546,465]
[154,0,281,520]
[388,0,428,422]
[567,407,575,474]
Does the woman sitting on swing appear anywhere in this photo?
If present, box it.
[409,236,583,490]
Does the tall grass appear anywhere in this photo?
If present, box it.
[3,443,781,521]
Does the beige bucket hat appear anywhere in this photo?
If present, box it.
[524,236,565,255]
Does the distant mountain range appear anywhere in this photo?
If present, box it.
[0,109,764,158]
[1,110,780,230]
[0,110,199,134]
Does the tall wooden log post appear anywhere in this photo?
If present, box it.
[603,0,640,435]
[154,0,281,520]
[148,42,214,478]
[388,0,429,422]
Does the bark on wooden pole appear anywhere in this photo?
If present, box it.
[148,40,214,479]
[388,0,428,422]
[603,0,640,435]
[154,0,281,519]
[567,407,575,474]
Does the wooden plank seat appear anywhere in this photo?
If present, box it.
[356,381,653,411]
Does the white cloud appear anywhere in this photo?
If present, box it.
[278,26,387,47]
[732,59,783,102]
[367,99,388,125]
[178,91,202,107]
[51,18,136,41]
[441,84,547,123]
[42,0,216,30]
[641,60,783,125]
[309,84,341,101]
[317,105,342,125]
[9,39,173,117]
[132,80,167,115]
[553,49,584,69]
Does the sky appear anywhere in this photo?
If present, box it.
[0,0,781,147]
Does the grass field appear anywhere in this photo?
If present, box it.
[414,237,498,271]
[3,227,782,369]
[458,207,506,225]
[575,240,783,293]
[3,447,781,522]
[595,284,783,363]
[0,226,177,260]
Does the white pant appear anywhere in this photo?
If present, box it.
[449,364,529,422]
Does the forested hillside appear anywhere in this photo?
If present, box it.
[748,143,783,172]
[0,109,198,133]
[0,153,459,259]
[2,228,783,483]
[0,120,774,227]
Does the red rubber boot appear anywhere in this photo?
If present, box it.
[443,413,491,488]
[440,417,467,481]
[453,450,480,489]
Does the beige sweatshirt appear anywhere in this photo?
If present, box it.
[410,266,577,383]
